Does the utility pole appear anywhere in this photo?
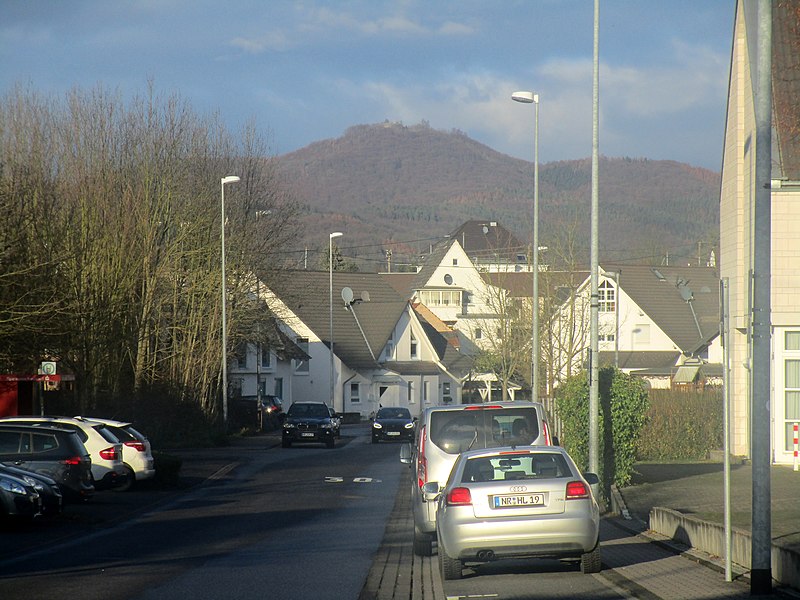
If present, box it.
[750,0,772,593]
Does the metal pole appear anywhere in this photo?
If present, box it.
[533,97,540,402]
[751,0,772,593]
[614,270,620,369]
[220,176,240,430]
[588,0,600,481]
[721,277,732,581]
[330,232,343,415]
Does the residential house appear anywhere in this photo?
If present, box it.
[251,270,467,419]
[449,220,532,273]
[549,264,722,391]
[719,1,800,463]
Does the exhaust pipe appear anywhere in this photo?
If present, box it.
[476,550,495,561]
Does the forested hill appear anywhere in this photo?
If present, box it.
[276,121,720,270]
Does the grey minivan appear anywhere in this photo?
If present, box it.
[400,401,555,556]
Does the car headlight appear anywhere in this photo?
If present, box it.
[283,422,296,430]
[0,476,27,495]
[404,422,415,429]
[320,422,333,430]
[372,422,382,429]
[22,476,45,492]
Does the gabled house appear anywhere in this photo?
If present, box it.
[719,0,800,463]
[449,220,532,273]
[251,270,466,418]
[550,264,722,391]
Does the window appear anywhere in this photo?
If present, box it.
[452,258,458,266]
[474,328,482,340]
[407,381,414,404]
[258,378,267,397]
[384,330,395,360]
[442,382,452,404]
[785,359,800,451]
[419,289,461,307]
[294,338,309,373]
[260,346,272,369]
[410,332,418,359]
[599,280,616,313]
[350,382,360,403]
[423,380,429,403]
[236,343,248,369]
[274,378,283,399]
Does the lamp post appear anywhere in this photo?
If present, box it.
[512,90,540,401]
[220,175,240,429]
[329,232,343,414]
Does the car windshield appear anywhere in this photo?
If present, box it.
[429,408,541,455]
[460,453,571,483]
[288,404,329,418]
[377,408,411,420]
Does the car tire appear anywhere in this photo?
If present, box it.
[439,546,462,580]
[326,437,335,449]
[412,530,434,557]
[580,544,601,574]
[113,465,135,492]
[281,438,291,448]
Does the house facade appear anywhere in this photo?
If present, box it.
[719,0,800,463]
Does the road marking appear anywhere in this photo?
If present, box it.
[324,476,383,483]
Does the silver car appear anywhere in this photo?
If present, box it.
[424,445,600,580]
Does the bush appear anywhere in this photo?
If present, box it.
[555,367,649,496]
[636,389,724,460]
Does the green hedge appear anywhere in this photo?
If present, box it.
[636,389,724,461]
[555,367,649,495]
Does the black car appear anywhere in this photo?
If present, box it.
[372,407,415,443]
[282,402,337,448]
[0,464,63,516]
[0,470,40,521]
[0,424,95,502]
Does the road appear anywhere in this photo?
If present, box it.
[0,427,401,599]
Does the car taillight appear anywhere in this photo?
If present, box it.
[543,420,552,446]
[417,426,427,489]
[61,456,83,465]
[99,447,118,461]
[464,404,503,410]
[447,487,472,505]
[124,440,146,452]
[566,481,590,500]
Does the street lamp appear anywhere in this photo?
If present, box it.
[220,175,240,429]
[329,232,343,415]
[512,90,540,401]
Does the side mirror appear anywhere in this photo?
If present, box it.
[399,443,413,465]
[412,416,418,422]
[584,473,600,486]
[422,481,441,502]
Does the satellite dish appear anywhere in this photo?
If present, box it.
[360,290,370,302]
[444,274,453,285]
[678,285,694,302]
[341,287,354,304]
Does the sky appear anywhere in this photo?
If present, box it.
[0,1,736,171]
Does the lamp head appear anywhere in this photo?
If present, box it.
[330,232,343,240]
[221,175,240,185]
[511,91,538,104]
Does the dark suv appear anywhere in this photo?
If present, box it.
[282,402,337,448]
[0,424,94,501]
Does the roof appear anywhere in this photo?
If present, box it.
[266,270,409,369]
[772,1,800,180]
[449,220,528,264]
[602,264,720,355]
[598,351,681,373]
[381,272,416,299]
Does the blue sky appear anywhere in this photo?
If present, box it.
[1,1,735,170]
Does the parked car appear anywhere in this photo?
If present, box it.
[372,407,415,443]
[327,405,342,438]
[0,469,41,521]
[0,464,63,516]
[424,445,601,580]
[0,417,125,490]
[75,417,155,492]
[0,423,94,501]
[281,402,337,448]
[400,401,556,556]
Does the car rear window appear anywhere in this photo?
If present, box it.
[428,407,542,455]
[461,453,571,483]
[94,425,120,443]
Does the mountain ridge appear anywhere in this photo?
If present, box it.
[276,121,720,270]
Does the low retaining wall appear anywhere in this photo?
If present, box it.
[650,506,800,592]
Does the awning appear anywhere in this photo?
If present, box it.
[673,365,700,384]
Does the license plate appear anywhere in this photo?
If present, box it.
[493,494,545,508]
[387,431,400,436]
[300,432,315,438]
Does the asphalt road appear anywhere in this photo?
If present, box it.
[0,428,402,600]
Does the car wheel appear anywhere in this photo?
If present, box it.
[580,544,601,574]
[412,530,434,557]
[281,438,291,448]
[439,546,462,580]
[326,437,335,449]
[113,466,135,492]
